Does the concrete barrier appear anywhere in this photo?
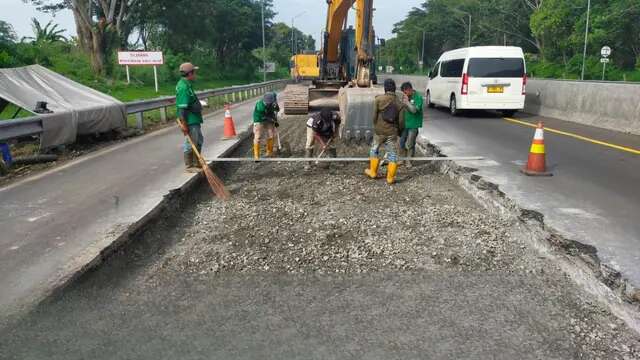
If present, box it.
[525,79,640,135]
[381,74,640,136]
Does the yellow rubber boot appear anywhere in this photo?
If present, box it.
[387,162,398,185]
[364,158,380,179]
[266,138,274,157]
[253,143,260,160]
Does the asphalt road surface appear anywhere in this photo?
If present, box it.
[0,97,261,319]
[422,106,640,287]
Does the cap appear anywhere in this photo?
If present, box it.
[263,92,276,105]
[179,62,199,73]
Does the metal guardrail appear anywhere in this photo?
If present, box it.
[0,79,289,143]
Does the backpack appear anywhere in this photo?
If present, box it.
[381,101,400,125]
[311,113,335,138]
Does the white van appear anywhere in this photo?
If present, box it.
[426,46,527,116]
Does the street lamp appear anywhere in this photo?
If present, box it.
[291,11,306,55]
[452,9,472,47]
[581,0,591,80]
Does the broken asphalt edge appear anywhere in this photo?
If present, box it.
[417,139,640,335]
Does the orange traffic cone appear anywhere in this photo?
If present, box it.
[222,104,237,140]
[521,122,552,176]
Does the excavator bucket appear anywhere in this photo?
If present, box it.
[338,86,384,142]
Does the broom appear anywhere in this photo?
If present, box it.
[177,120,230,200]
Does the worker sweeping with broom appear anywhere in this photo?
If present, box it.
[175,62,229,199]
[176,62,204,173]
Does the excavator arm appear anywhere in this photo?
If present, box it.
[322,0,375,87]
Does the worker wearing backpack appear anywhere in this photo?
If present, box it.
[305,108,341,170]
[365,78,407,185]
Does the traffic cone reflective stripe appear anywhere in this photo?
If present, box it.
[521,122,552,177]
[222,104,237,140]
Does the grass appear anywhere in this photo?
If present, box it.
[0,103,33,120]
[105,79,252,102]
[0,78,256,122]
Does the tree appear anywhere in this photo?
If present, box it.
[22,18,67,43]
[0,20,17,45]
[25,0,138,74]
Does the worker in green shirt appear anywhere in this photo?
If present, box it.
[399,82,424,168]
[176,62,204,173]
[252,92,280,159]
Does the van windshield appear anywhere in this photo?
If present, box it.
[468,58,524,78]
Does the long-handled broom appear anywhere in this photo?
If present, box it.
[177,120,230,200]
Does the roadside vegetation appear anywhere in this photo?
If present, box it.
[0,0,315,119]
[379,0,640,81]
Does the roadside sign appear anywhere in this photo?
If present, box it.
[117,51,164,66]
[117,51,164,93]
[601,46,612,58]
[265,62,276,72]
[386,65,394,73]
[601,58,610,63]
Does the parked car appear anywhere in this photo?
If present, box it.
[426,46,527,117]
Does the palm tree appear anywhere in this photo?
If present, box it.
[22,18,67,44]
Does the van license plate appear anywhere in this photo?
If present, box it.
[487,86,504,93]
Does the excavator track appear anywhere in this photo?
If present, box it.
[283,85,310,115]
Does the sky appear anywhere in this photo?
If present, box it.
[0,0,424,47]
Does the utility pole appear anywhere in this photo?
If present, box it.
[467,14,471,47]
[581,0,591,80]
[261,0,266,82]
[421,30,426,72]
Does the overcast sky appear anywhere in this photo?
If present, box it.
[1,0,423,46]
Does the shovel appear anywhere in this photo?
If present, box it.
[315,137,333,165]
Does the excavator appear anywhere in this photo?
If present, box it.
[283,0,382,141]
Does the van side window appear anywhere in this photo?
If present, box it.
[442,59,464,78]
[429,62,440,79]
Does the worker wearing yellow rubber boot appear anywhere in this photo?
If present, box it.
[252,92,280,159]
[365,78,406,184]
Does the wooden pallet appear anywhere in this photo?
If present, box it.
[283,85,309,115]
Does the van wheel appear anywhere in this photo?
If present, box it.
[449,95,460,116]
[501,110,517,117]
[426,91,435,108]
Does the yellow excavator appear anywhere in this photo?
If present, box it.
[283,0,382,140]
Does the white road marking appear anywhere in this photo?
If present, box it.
[461,159,500,167]
[27,213,51,222]
[557,208,603,219]
[511,160,526,166]
[9,246,19,251]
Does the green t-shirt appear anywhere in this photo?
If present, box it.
[253,99,280,123]
[176,78,203,125]
[404,91,424,129]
